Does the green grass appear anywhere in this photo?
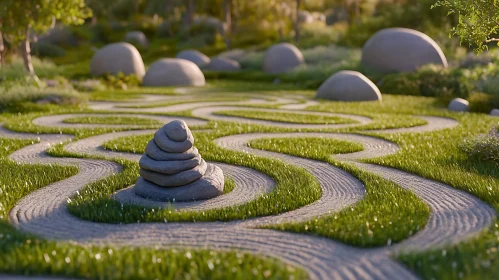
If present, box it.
[87,87,178,101]
[215,110,357,124]
[0,136,306,279]
[67,123,322,223]
[117,96,249,109]
[63,116,163,126]
[249,137,364,156]
[249,137,430,247]
[362,114,499,279]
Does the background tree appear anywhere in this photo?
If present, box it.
[295,0,301,42]
[433,0,499,53]
[0,0,92,81]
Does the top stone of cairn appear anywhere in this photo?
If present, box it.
[164,120,189,142]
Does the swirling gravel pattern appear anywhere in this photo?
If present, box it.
[1,93,494,280]
[32,114,207,129]
[192,106,372,129]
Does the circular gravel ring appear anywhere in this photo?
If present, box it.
[113,162,275,210]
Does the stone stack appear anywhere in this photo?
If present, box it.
[133,120,224,202]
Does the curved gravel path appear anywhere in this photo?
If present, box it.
[2,92,495,280]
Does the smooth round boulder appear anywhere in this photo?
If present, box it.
[361,28,448,73]
[176,50,210,68]
[90,42,145,78]
[263,43,304,74]
[491,109,499,116]
[125,31,149,48]
[140,160,207,187]
[206,57,241,71]
[134,164,224,202]
[448,98,469,112]
[142,58,206,87]
[316,71,382,102]
[164,120,189,142]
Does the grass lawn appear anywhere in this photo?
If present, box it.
[1,80,498,278]
[64,116,163,126]
[215,110,357,124]
[0,137,306,279]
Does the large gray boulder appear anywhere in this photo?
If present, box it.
[176,50,211,68]
[206,57,241,71]
[142,58,205,87]
[316,71,382,102]
[133,120,224,202]
[361,28,448,73]
[448,98,469,112]
[263,43,304,74]
[490,109,499,116]
[125,31,149,48]
[90,42,145,78]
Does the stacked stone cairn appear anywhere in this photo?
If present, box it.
[133,120,224,202]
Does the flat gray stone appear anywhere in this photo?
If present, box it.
[154,125,194,153]
[145,140,199,161]
[134,164,224,202]
[164,120,189,142]
[139,154,202,175]
[140,160,207,187]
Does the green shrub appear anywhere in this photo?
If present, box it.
[379,66,474,101]
[100,73,141,90]
[461,127,499,164]
[0,85,85,112]
[31,42,66,58]
[468,92,499,113]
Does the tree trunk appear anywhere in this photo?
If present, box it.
[354,0,360,22]
[223,0,232,49]
[20,28,40,84]
[165,0,174,37]
[186,0,194,28]
[294,0,301,42]
[0,31,4,67]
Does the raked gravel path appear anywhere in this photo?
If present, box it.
[1,93,496,280]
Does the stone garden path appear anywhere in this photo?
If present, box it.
[1,93,495,279]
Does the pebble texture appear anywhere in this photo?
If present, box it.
[361,28,448,73]
[448,98,469,112]
[263,43,304,73]
[142,58,206,87]
[90,42,145,78]
[176,50,211,68]
[3,93,495,280]
[316,71,382,102]
[134,120,224,201]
